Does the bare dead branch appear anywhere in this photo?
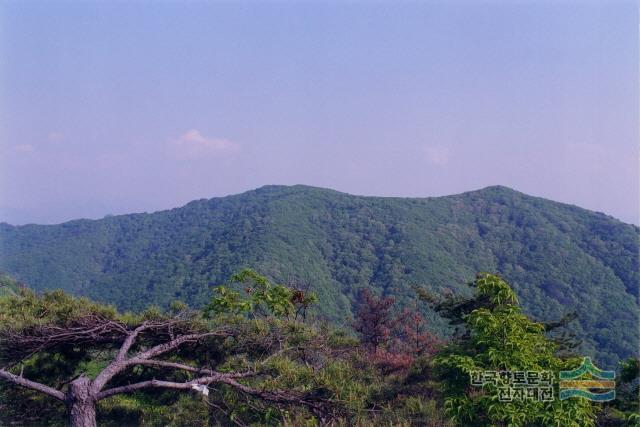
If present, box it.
[134,330,230,361]
[97,371,249,400]
[126,358,219,375]
[127,359,257,380]
[115,322,150,362]
[91,320,180,391]
[96,370,337,420]
[0,368,65,401]
[0,314,129,362]
[91,328,230,393]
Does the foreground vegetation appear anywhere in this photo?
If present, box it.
[0,272,637,426]
[0,273,21,297]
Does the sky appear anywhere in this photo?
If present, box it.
[0,1,638,225]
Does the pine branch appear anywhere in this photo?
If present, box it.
[0,368,65,401]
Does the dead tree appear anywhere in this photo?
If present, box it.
[0,315,335,427]
[353,288,398,351]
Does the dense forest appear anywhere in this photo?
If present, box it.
[0,273,638,426]
[0,185,638,367]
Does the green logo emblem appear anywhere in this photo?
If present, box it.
[559,357,615,401]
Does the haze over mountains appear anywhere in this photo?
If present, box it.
[0,185,637,367]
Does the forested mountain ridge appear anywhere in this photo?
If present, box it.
[0,185,637,367]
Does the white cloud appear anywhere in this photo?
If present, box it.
[423,145,450,165]
[13,144,35,153]
[173,129,238,158]
[47,131,65,142]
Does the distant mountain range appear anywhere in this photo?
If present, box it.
[0,185,637,367]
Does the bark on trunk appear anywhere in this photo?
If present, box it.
[67,376,97,427]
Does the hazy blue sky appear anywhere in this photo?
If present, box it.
[1,1,637,225]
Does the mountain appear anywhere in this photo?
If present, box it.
[0,185,637,367]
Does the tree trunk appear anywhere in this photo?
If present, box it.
[67,376,97,427]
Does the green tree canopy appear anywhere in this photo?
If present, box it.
[432,273,596,427]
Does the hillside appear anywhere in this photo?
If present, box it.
[0,273,20,297]
[0,185,637,367]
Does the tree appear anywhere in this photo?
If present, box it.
[429,273,596,427]
[0,283,340,427]
[398,308,440,358]
[205,268,317,321]
[353,288,397,352]
[353,289,439,374]
[598,357,640,426]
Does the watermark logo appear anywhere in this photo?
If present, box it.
[559,357,615,402]
[470,370,554,402]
